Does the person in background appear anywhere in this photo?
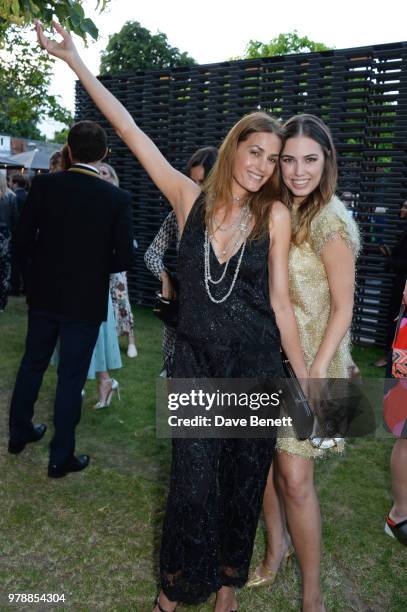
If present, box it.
[11,173,29,211]
[50,158,125,407]
[52,299,123,409]
[87,290,123,409]
[375,200,407,367]
[0,172,18,311]
[51,286,123,410]
[10,173,30,296]
[49,150,62,173]
[144,146,218,375]
[386,439,407,546]
[8,120,133,477]
[100,162,137,358]
[384,281,407,546]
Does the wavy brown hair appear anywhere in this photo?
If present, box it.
[280,114,337,245]
[60,145,72,171]
[203,112,283,240]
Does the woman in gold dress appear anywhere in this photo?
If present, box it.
[248,115,360,612]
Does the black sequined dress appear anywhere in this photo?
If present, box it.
[160,196,284,604]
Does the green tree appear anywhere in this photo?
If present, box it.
[0,0,109,41]
[52,126,70,144]
[0,26,72,138]
[100,21,196,75]
[242,30,331,59]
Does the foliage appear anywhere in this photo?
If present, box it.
[52,126,70,144]
[100,20,196,75]
[0,26,72,139]
[0,0,109,41]
[242,30,331,59]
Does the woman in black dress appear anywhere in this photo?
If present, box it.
[38,22,308,611]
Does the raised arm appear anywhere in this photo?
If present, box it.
[36,21,200,234]
[268,202,308,379]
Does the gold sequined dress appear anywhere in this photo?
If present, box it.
[277,196,360,458]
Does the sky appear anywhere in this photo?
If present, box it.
[40,0,407,138]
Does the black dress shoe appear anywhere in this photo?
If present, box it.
[48,454,90,478]
[8,423,47,455]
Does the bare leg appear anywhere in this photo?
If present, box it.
[261,464,292,573]
[389,439,407,522]
[152,591,177,612]
[98,371,110,382]
[128,331,135,347]
[214,586,237,612]
[276,452,325,612]
[97,371,112,402]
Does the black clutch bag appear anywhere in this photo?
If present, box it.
[281,357,314,440]
[153,292,178,328]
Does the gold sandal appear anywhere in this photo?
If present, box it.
[247,545,294,588]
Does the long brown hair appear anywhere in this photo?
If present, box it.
[60,145,72,171]
[203,112,283,240]
[280,114,337,245]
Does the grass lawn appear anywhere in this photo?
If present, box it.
[0,298,405,611]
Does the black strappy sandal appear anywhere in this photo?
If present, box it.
[155,596,176,612]
[155,598,167,612]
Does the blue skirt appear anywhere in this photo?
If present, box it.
[51,294,122,379]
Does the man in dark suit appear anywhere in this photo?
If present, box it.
[8,120,134,478]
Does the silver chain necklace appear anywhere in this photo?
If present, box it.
[213,205,250,233]
[207,233,243,285]
[204,227,247,303]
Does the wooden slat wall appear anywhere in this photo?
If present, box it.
[76,41,407,346]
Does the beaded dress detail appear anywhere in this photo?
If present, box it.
[160,195,284,604]
[173,195,283,371]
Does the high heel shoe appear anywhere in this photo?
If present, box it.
[94,378,120,410]
[385,514,407,546]
[246,545,294,588]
